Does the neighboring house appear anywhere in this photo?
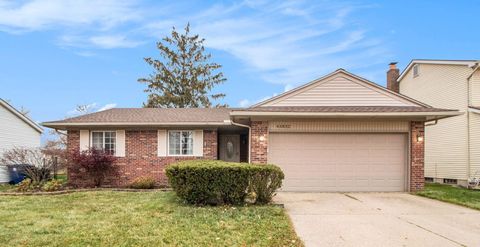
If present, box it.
[394,59,480,186]
[0,99,43,183]
[42,69,460,192]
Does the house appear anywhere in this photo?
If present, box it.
[0,99,43,183]
[394,59,480,186]
[42,69,460,192]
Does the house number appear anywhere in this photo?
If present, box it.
[276,124,291,128]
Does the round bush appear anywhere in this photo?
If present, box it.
[166,160,284,205]
[129,177,156,189]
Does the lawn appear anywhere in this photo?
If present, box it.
[0,183,15,192]
[416,183,480,210]
[0,191,302,247]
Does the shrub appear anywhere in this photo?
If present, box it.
[42,179,64,192]
[69,148,117,187]
[16,179,34,192]
[1,147,53,184]
[129,177,156,189]
[166,160,284,205]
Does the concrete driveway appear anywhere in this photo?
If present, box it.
[275,193,480,247]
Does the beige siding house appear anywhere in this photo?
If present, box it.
[397,60,480,185]
[0,99,43,183]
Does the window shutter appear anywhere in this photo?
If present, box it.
[116,130,125,157]
[158,130,167,156]
[193,130,204,157]
[79,130,90,151]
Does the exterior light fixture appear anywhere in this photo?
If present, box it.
[259,136,266,141]
[417,135,424,142]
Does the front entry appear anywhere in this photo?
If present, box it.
[219,135,240,162]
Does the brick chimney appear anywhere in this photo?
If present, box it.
[387,62,400,92]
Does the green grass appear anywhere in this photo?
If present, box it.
[0,191,302,247]
[0,184,15,192]
[416,183,480,210]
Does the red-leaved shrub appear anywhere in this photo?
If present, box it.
[69,148,117,187]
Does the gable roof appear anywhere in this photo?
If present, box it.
[398,59,479,81]
[0,98,43,133]
[42,108,233,129]
[252,69,431,108]
[231,69,461,121]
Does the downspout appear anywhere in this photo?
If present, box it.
[466,62,479,180]
[229,120,251,163]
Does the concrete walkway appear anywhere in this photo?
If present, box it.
[275,193,480,247]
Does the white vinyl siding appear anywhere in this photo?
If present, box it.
[263,75,417,107]
[0,104,41,183]
[400,64,471,180]
[470,70,480,107]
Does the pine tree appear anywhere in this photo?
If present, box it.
[138,23,227,108]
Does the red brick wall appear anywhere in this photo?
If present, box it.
[250,121,269,164]
[67,129,217,188]
[410,121,425,191]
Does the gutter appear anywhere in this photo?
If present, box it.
[42,121,230,129]
[227,120,251,163]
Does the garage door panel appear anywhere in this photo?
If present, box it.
[268,133,406,192]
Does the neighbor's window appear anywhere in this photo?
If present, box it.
[413,64,419,77]
[91,131,116,154]
[168,130,193,155]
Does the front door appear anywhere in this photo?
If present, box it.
[219,135,240,162]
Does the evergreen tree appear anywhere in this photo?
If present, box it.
[138,23,227,108]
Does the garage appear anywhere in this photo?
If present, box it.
[268,133,407,192]
[230,69,461,192]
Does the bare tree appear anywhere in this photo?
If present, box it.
[0,147,53,184]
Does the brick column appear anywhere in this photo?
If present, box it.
[250,121,269,164]
[410,121,425,191]
[203,130,218,160]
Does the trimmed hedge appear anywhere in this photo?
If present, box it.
[166,160,284,205]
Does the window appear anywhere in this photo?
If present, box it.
[443,178,457,185]
[91,131,116,154]
[413,64,419,77]
[168,131,194,156]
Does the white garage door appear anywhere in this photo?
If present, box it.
[268,133,407,192]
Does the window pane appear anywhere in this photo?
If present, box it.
[181,131,193,155]
[92,132,103,150]
[169,131,181,155]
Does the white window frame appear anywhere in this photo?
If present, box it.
[90,131,117,155]
[167,130,194,156]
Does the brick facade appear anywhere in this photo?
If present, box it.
[250,121,269,164]
[67,120,426,192]
[67,129,218,188]
[410,121,425,191]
